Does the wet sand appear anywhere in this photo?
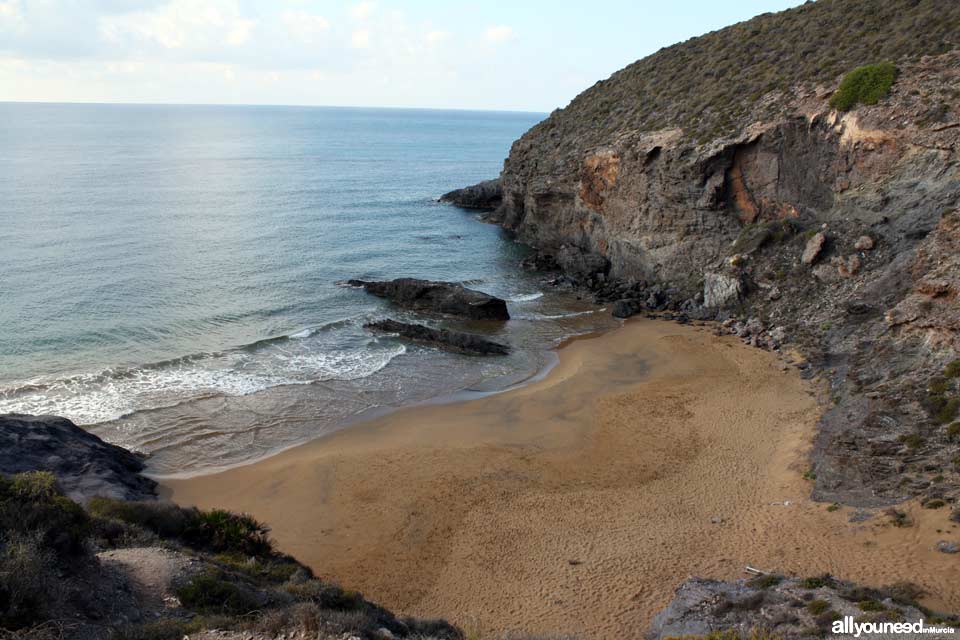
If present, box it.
[164,319,960,638]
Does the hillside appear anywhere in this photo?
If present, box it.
[442,0,960,510]
[522,0,960,148]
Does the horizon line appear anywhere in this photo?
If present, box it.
[0,99,550,115]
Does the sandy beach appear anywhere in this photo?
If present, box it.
[164,319,960,638]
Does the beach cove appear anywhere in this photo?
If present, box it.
[163,319,960,637]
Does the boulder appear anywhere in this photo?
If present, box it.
[802,231,827,265]
[612,298,643,318]
[556,246,611,282]
[347,278,510,320]
[0,414,157,503]
[703,272,742,308]
[854,235,875,251]
[439,179,502,210]
[365,319,509,356]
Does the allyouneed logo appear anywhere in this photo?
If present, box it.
[833,616,956,637]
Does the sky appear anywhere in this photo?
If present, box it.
[0,0,806,112]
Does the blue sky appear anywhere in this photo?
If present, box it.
[0,0,805,111]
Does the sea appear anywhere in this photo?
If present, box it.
[0,103,617,476]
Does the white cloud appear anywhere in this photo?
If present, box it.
[0,0,24,30]
[350,28,370,49]
[100,0,257,51]
[280,10,330,44]
[425,30,448,46]
[483,24,514,44]
[350,2,374,21]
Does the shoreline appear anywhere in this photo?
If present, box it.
[147,344,566,482]
[163,318,960,638]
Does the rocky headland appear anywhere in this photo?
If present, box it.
[446,2,960,511]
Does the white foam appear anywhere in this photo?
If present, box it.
[508,292,544,302]
[516,309,599,320]
[0,343,407,426]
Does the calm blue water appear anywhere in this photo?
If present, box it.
[0,103,615,474]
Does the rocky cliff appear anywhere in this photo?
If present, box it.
[447,0,960,507]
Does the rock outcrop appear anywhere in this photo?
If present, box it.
[647,575,955,639]
[440,179,502,210]
[0,413,157,502]
[348,278,510,321]
[365,319,510,356]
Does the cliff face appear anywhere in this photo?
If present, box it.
[471,5,960,507]
[496,53,959,289]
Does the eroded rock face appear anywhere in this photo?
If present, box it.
[0,414,157,503]
[365,319,509,356]
[439,179,502,210]
[347,278,510,321]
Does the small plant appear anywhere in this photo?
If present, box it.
[807,599,830,615]
[944,360,960,378]
[922,498,946,509]
[826,503,840,512]
[884,508,912,528]
[858,600,886,612]
[747,574,783,589]
[898,433,924,450]
[801,575,832,590]
[947,423,960,441]
[935,398,960,424]
[803,469,817,481]
[829,62,897,111]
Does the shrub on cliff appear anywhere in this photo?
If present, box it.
[0,472,89,629]
[0,472,90,560]
[830,62,897,111]
[88,498,273,557]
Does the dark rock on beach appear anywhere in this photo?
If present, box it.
[0,413,157,503]
[439,178,502,210]
[348,278,510,321]
[365,319,509,356]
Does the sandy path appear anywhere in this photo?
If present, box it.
[164,319,960,638]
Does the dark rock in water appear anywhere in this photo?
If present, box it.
[365,319,509,356]
[439,179,502,210]
[520,251,560,272]
[612,298,642,319]
[0,413,157,503]
[347,278,510,320]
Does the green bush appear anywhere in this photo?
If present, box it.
[747,574,783,589]
[0,534,62,629]
[800,575,833,589]
[0,472,90,560]
[935,398,960,424]
[174,572,260,615]
[830,62,897,111]
[189,510,272,558]
[807,599,830,615]
[88,498,273,558]
[944,360,960,378]
[285,580,365,611]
